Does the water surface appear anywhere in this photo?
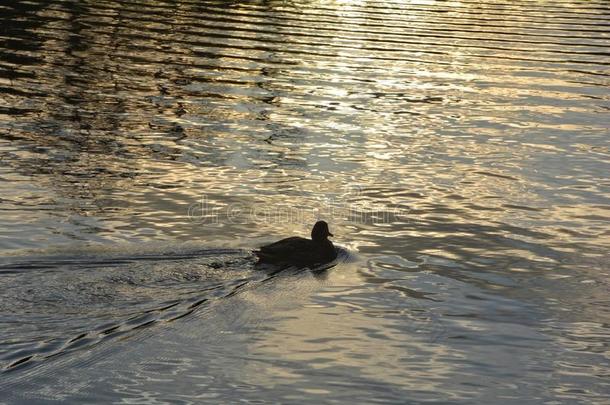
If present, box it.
[1,0,609,403]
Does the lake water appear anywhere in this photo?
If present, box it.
[1,0,609,403]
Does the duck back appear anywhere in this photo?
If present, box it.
[255,236,336,266]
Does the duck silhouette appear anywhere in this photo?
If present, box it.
[254,221,337,266]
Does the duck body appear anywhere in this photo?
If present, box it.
[254,221,337,266]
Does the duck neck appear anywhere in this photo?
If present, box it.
[312,237,328,245]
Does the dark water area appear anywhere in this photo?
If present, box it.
[0,0,609,403]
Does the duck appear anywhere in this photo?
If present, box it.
[254,221,337,266]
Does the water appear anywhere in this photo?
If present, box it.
[1,0,609,403]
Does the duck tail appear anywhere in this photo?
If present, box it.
[253,249,277,263]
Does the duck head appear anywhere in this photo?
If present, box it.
[311,220,334,242]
